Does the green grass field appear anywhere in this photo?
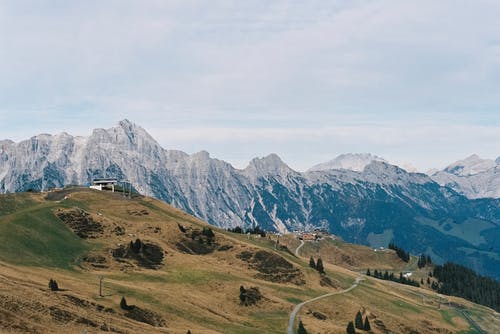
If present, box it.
[0,202,90,269]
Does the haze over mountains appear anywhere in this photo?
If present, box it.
[1,120,499,280]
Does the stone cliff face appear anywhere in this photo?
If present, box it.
[429,154,500,199]
[1,120,499,279]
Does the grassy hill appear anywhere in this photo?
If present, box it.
[0,188,498,334]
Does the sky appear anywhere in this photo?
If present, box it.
[0,1,499,172]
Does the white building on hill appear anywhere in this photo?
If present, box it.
[90,178,118,192]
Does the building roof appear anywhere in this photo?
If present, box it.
[92,178,118,184]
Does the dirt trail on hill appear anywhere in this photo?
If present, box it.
[287,276,364,334]
[294,240,305,257]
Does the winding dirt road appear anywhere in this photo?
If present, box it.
[287,276,364,334]
[295,240,305,257]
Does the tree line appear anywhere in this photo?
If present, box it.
[432,262,500,312]
[366,269,420,287]
[388,241,410,262]
[227,225,267,237]
[417,253,432,268]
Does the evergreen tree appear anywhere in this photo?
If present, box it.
[120,296,130,310]
[366,269,371,276]
[48,279,59,291]
[309,256,316,269]
[355,310,364,329]
[239,286,246,305]
[131,239,142,253]
[297,320,308,334]
[433,262,500,311]
[202,227,215,239]
[316,258,325,274]
[417,254,424,268]
[346,321,356,334]
[364,316,371,331]
[186,331,192,334]
[388,241,410,262]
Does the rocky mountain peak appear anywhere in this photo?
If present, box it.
[244,153,295,179]
[443,154,496,176]
[308,153,387,172]
[0,139,14,147]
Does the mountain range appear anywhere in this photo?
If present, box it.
[1,120,499,279]
[429,154,500,199]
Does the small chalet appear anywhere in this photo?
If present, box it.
[300,233,317,241]
[90,178,118,192]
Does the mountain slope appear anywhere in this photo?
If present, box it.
[430,155,500,199]
[1,189,498,334]
[0,120,499,281]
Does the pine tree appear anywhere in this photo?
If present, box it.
[346,321,356,334]
[48,278,59,291]
[316,258,325,274]
[297,320,308,334]
[186,331,192,334]
[364,316,371,331]
[131,239,142,253]
[309,256,316,269]
[366,269,371,276]
[239,286,247,305]
[120,296,129,310]
[355,310,364,329]
[202,227,215,239]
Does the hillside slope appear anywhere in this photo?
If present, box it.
[0,189,498,334]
